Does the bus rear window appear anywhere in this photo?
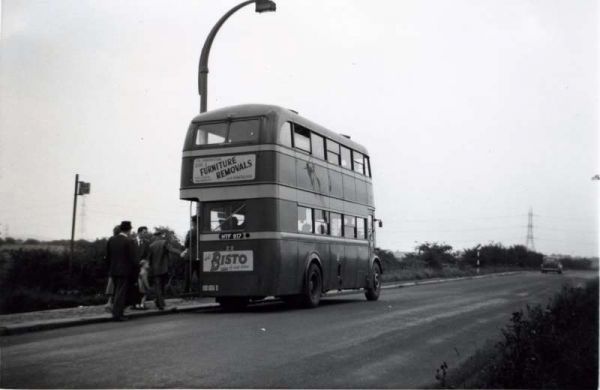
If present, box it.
[207,201,247,232]
[195,120,259,146]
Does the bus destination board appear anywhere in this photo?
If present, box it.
[193,154,256,184]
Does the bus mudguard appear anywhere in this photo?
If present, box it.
[303,252,323,282]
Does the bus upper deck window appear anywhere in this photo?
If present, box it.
[340,146,351,169]
[196,122,227,145]
[279,122,292,147]
[293,125,311,153]
[353,151,365,175]
[311,133,325,160]
[227,120,259,143]
[365,156,371,177]
[326,140,340,165]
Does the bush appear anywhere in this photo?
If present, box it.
[447,279,599,389]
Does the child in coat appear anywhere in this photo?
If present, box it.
[136,259,151,310]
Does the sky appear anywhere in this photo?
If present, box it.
[0,0,598,257]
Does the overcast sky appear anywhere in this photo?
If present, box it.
[0,0,598,256]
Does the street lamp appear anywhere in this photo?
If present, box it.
[198,0,276,113]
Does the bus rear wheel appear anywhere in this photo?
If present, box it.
[365,263,381,301]
[217,297,248,311]
[301,263,322,308]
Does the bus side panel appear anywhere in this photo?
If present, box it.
[330,243,345,289]
[357,243,370,287]
[356,178,368,205]
[343,244,358,288]
[276,153,296,187]
[296,159,313,191]
[342,173,356,202]
[322,243,336,291]
[328,170,343,198]
[275,238,299,295]
[278,199,298,232]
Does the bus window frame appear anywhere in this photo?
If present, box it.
[292,123,312,154]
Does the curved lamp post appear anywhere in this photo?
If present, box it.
[198,0,276,113]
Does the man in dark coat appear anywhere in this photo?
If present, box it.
[148,231,181,310]
[106,221,137,320]
[183,215,201,293]
[129,226,150,309]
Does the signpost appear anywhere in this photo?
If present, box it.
[69,174,91,276]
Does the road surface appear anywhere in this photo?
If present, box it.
[1,271,596,388]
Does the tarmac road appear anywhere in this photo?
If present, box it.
[1,270,596,388]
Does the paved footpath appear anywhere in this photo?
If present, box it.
[0,272,521,336]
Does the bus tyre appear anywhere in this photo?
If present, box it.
[302,263,322,308]
[217,297,248,311]
[365,263,381,301]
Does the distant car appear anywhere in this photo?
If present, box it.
[541,259,563,274]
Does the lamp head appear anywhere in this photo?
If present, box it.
[255,0,276,13]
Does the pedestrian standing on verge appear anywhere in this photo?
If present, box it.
[148,231,182,310]
[106,221,137,321]
[104,224,121,313]
[182,215,201,293]
[130,226,150,309]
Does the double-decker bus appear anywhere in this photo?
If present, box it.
[180,104,382,308]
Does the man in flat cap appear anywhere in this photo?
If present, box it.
[106,220,138,321]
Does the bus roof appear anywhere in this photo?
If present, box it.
[190,104,369,155]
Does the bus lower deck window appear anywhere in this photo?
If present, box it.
[356,217,366,239]
[314,209,329,235]
[330,213,342,236]
[343,215,356,238]
[208,201,247,232]
[297,206,313,233]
